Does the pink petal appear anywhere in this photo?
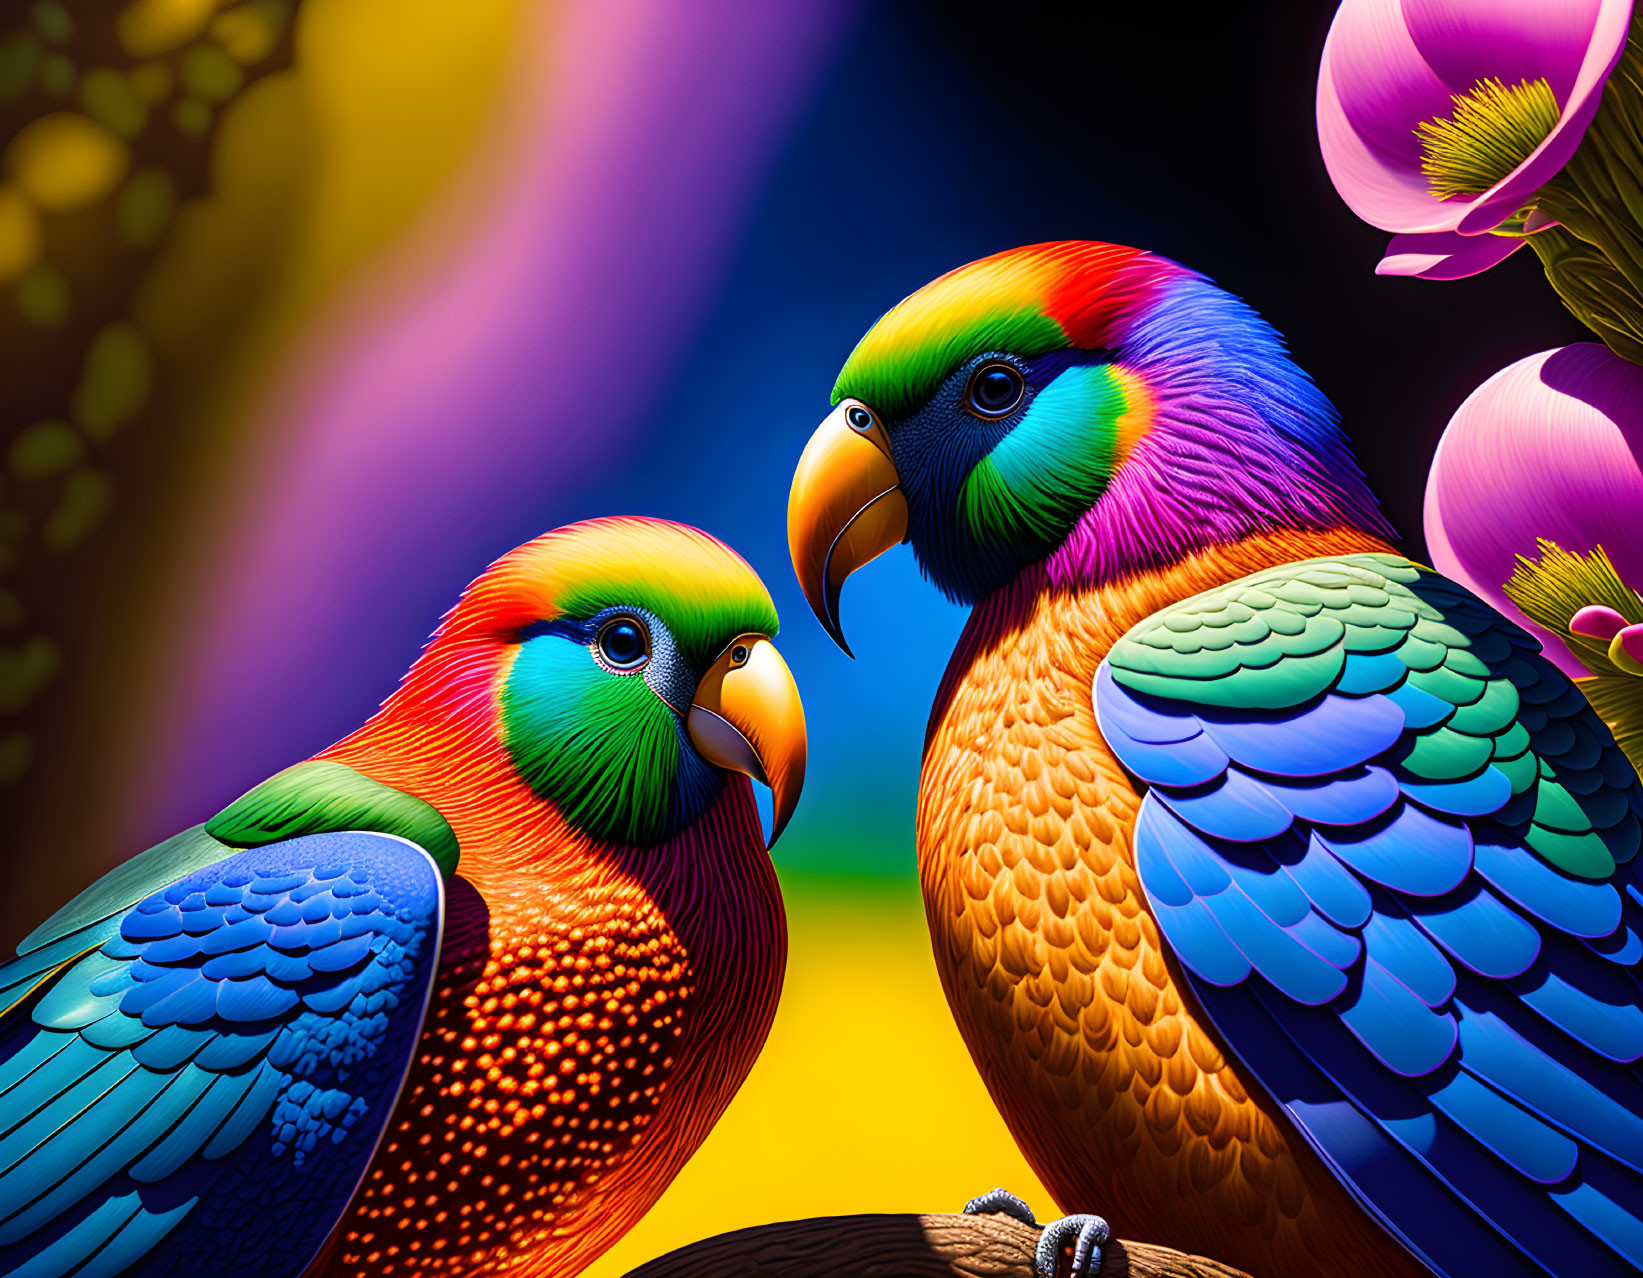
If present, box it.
[1425,343,1643,677]
[1316,0,1632,237]
[1571,604,1629,639]
[1612,623,1643,673]
[1456,0,1632,233]
[1318,0,1467,233]
[1376,229,1528,278]
[1401,0,1602,101]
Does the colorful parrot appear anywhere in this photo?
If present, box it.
[787,242,1643,1278]
[0,516,806,1278]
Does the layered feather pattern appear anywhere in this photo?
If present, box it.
[1096,553,1643,1278]
[0,831,443,1278]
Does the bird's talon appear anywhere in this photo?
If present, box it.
[962,1185,1037,1227]
[1036,1212,1109,1278]
[963,1192,1107,1278]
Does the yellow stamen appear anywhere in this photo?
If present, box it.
[1417,77,1560,200]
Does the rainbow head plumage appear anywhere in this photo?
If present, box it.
[825,241,1393,604]
[363,517,795,848]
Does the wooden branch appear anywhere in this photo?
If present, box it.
[623,1212,1252,1278]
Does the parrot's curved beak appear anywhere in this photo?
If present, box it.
[688,636,807,846]
[787,398,908,657]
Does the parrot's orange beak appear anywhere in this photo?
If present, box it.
[688,636,807,845]
[787,398,908,657]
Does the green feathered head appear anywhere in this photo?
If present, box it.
[405,517,806,849]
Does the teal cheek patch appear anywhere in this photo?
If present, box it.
[959,363,1129,553]
[500,636,682,847]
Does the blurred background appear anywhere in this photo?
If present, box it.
[0,0,1592,1271]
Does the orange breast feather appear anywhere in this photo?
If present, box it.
[918,531,1425,1277]
[308,720,784,1278]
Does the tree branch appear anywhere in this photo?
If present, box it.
[623,1212,1252,1278]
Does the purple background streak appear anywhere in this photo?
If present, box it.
[122,1,854,843]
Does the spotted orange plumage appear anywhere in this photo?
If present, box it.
[311,769,781,1278]
[920,529,1422,1278]
[301,518,790,1276]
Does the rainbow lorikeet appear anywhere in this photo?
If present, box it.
[0,516,805,1278]
[787,242,1643,1278]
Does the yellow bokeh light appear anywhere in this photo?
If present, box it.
[117,0,220,59]
[0,185,41,281]
[211,2,285,64]
[4,112,128,211]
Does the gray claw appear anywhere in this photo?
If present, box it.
[962,1189,1108,1278]
[963,1186,1037,1227]
[1037,1212,1109,1278]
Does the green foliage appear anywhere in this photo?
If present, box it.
[1526,25,1643,363]
[1505,539,1643,779]
[1505,540,1641,674]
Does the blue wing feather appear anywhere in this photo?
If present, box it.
[1154,768,1294,841]
[1453,991,1643,1174]
[1555,1150,1643,1267]
[1256,765,1402,825]
[1247,980,1631,1278]
[1473,835,1622,939]
[1398,764,1513,817]
[1425,1067,1576,1185]
[0,830,443,1277]
[1097,555,1643,1278]
[1314,802,1473,898]
[1283,909,1362,970]
[1586,923,1643,965]
[1508,939,1643,1063]
[1195,978,1531,1278]
[1277,831,1374,928]
[1387,680,1456,729]
[1405,883,1541,979]
[1361,900,1457,1009]
[1098,721,1231,788]
[1196,693,1404,775]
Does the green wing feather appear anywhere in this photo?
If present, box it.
[1106,553,1630,881]
[206,759,459,877]
[5,759,459,1019]
[0,826,228,1016]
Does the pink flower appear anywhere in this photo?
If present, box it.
[1318,0,1632,279]
[1425,343,1643,674]
[1374,229,1529,279]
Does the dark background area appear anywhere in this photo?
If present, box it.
[4,0,1592,932]
[559,0,1592,881]
[912,0,1587,555]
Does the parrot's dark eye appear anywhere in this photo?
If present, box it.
[730,643,751,667]
[966,362,1025,419]
[596,617,650,670]
[845,404,874,432]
